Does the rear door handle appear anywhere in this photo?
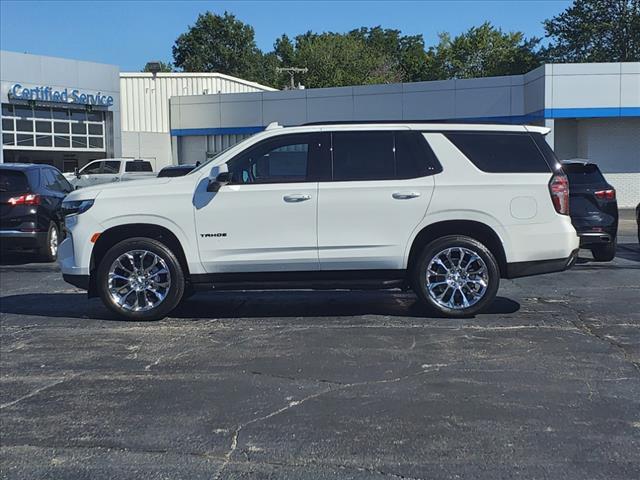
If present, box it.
[392,192,421,200]
[283,194,312,203]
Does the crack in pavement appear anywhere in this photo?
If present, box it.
[212,364,448,480]
[539,298,640,375]
[0,374,79,409]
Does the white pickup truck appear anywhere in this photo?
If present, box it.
[65,158,156,189]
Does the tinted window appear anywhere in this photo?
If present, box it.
[396,131,442,178]
[531,133,559,170]
[103,161,121,174]
[227,134,319,184]
[82,161,103,174]
[562,163,606,185]
[0,171,29,193]
[125,161,153,172]
[332,131,395,181]
[445,132,551,173]
[43,169,72,193]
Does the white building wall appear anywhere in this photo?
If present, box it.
[120,72,275,168]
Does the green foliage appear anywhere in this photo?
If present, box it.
[169,3,635,88]
[172,11,264,82]
[142,61,173,73]
[427,22,542,79]
[543,0,640,62]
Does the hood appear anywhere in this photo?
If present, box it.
[65,177,173,201]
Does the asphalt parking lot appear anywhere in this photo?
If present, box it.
[1,213,639,480]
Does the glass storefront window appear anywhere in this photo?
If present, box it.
[88,123,103,135]
[2,118,14,131]
[16,120,33,132]
[36,121,52,133]
[16,134,34,146]
[2,104,14,116]
[71,136,87,148]
[36,135,53,147]
[34,108,52,119]
[89,137,104,148]
[52,108,70,120]
[70,110,86,121]
[87,111,103,122]
[14,106,32,119]
[53,123,70,134]
[54,135,70,148]
[71,122,86,134]
[3,133,15,145]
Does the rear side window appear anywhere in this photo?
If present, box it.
[332,131,395,181]
[445,132,551,173]
[562,163,606,185]
[0,170,29,193]
[126,161,153,172]
[331,131,441,181]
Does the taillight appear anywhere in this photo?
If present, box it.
[7,194,40,206]
[594,189,615,201]
[549,172,569,215]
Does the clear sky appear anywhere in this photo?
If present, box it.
[1,0,572,71]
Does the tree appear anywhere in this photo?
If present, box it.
[543,0,640,62]
[142,61,173,73]
[427,22,542,79]
[172,11,264,81]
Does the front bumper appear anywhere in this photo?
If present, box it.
[0,230,47,251]
[505,248,579,279]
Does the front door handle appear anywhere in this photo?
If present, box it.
[392,192,421,200]
[283,194,312,203]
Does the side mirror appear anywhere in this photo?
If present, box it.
[74,167,81,178]
[207,172,231,192]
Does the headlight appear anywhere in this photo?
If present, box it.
[61,199,94,217]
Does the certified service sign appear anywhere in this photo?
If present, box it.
[9,83,114,107]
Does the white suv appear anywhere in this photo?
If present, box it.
[59,123,579,320]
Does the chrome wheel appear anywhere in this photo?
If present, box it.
[426,247,489,310]
[107,250,171,312]
[49,227,58,257]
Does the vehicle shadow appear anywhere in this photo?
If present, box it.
[0,252,42,266]
[0,291,521,321]
[575,242,640,265]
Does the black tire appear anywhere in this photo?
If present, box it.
[412,235,500,318]
[591,240,616,262]
[96,237,185,321]
[37,222,59,262]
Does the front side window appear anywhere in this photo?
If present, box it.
[445,132,551,173]
[81,161,103,175]
[103,161,121,174]
[226,133,322,184]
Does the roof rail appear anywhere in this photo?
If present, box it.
[302,119,486,126]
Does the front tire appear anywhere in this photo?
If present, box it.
[96,237,185,321]
[412,235,500,317]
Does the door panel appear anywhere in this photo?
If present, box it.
[194,132,328,273]
[194,183,318,272]
[318,177,434,269]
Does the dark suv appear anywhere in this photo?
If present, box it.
[0,163,73,261]
[562,161,618,261]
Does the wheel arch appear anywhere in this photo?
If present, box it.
[88,223,190,297]
[406,220,508,277]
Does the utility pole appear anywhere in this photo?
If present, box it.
[276,67,308,90]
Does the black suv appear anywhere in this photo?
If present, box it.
[0,163,73,261]
[562,161,618,261]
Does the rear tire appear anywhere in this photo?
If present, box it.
[591,240,616,262]
[37,222,59,263]
[96,237,185,321]
[412,235,500,317]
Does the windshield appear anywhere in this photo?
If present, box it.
[188,135,258,175]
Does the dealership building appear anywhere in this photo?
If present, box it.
[1,50,639,206]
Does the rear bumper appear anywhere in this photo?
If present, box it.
[0,230,47,251]
[505,249,579,279]
[578,231,615,247]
